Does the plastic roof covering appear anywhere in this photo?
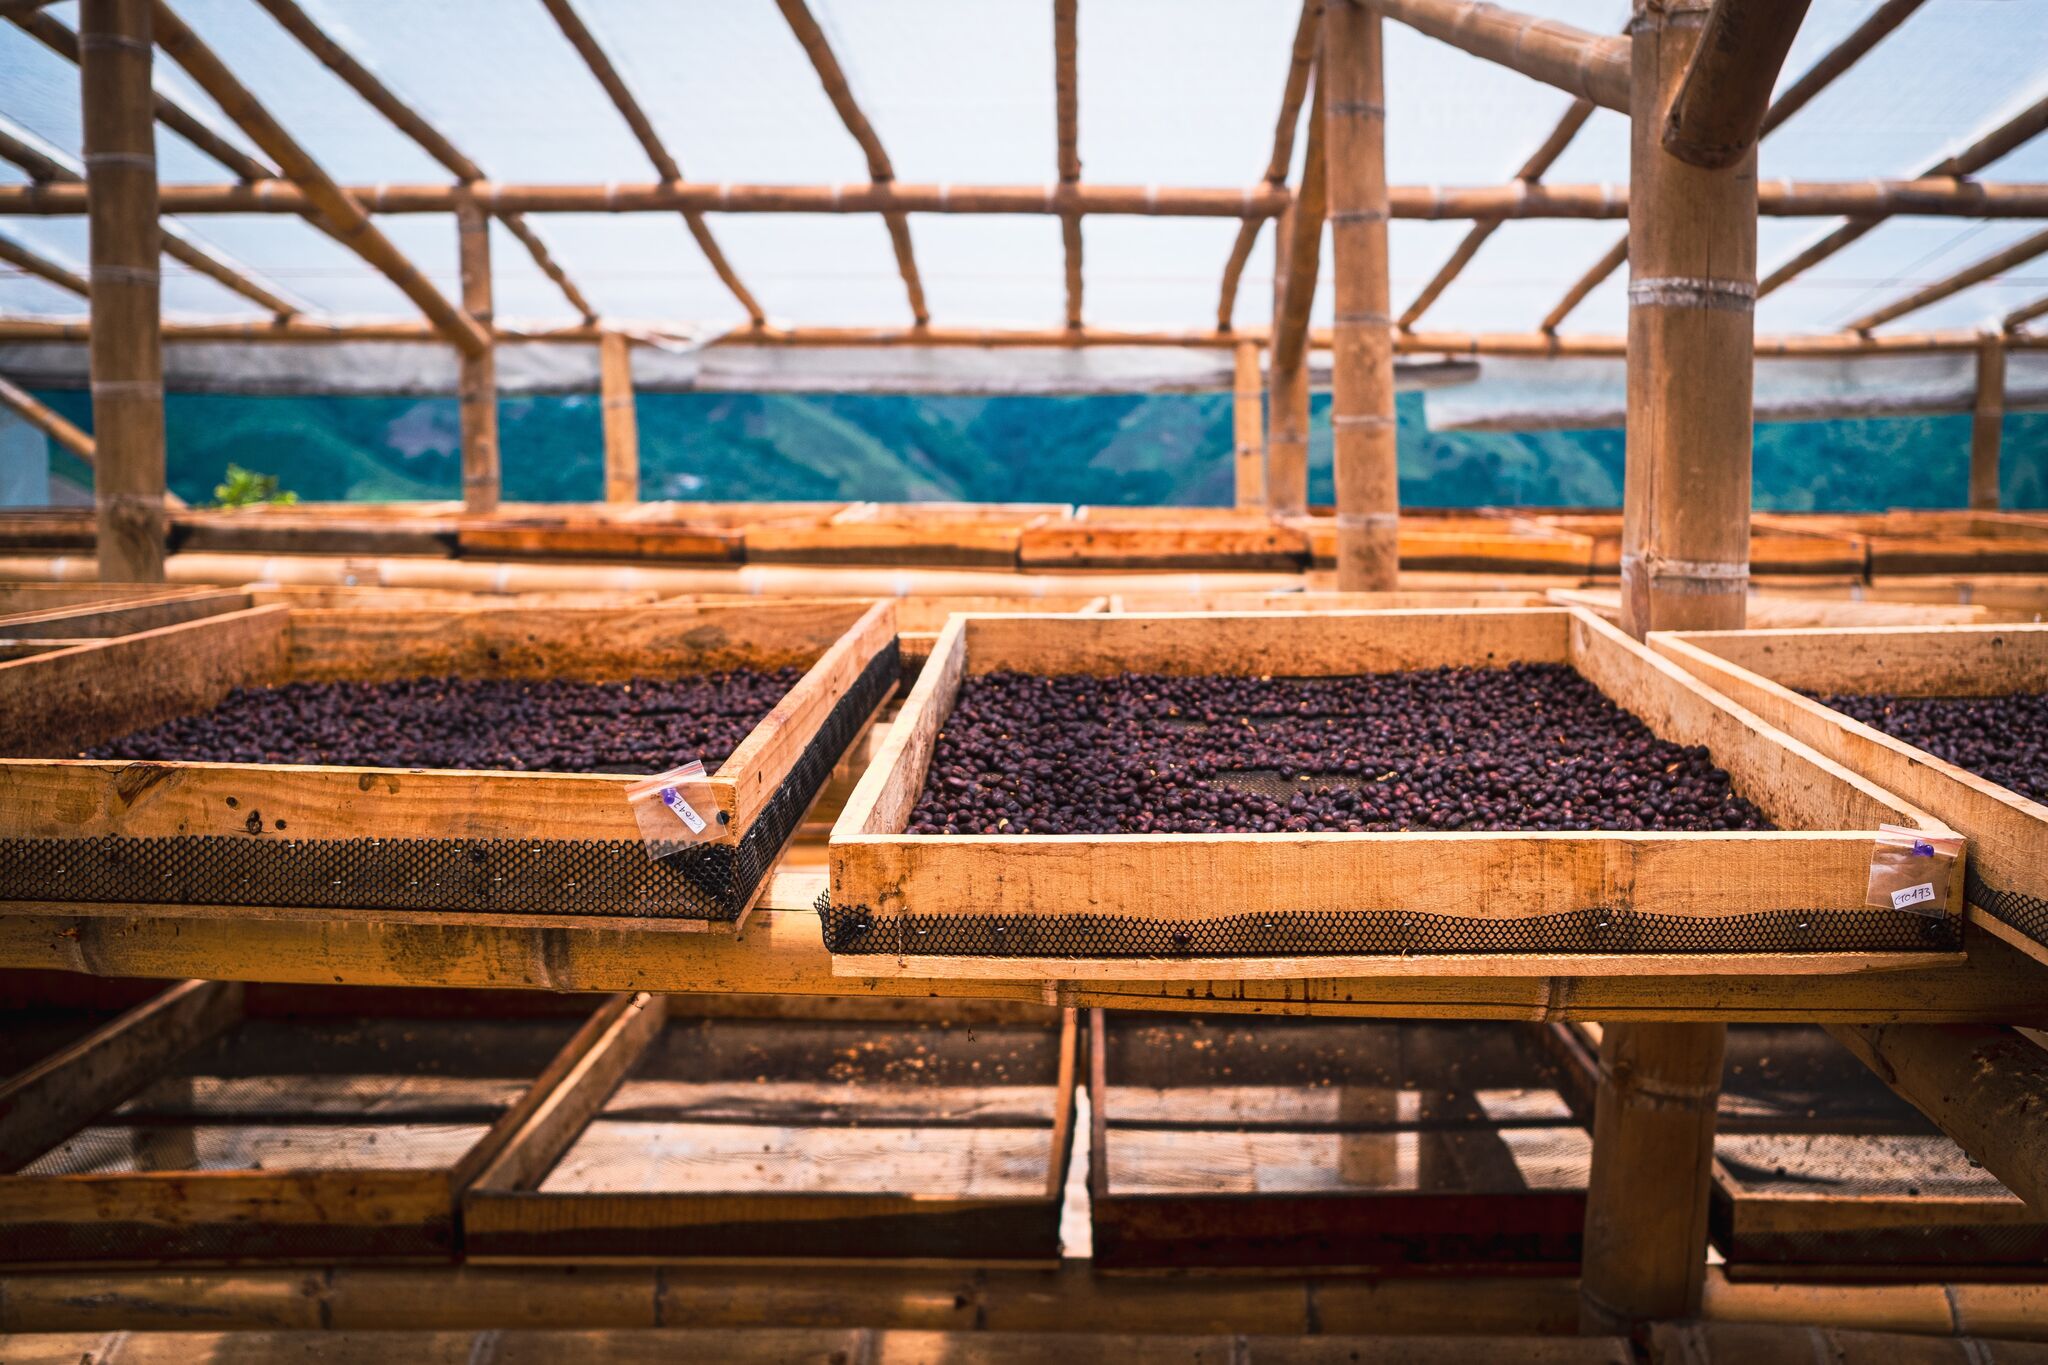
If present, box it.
[0,0,2045,339]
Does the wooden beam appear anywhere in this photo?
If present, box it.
[0,978,242,1170]
[1232,339,1263,508]
[1324,0,1397,590]
[1218,0,1320,331]
[1845,225,2048,333]
[149,0,488,356]
[456,199,499,515]
[1969,333,2006,511]
[0,228,86,296]
[540,0,765,326]
[1661,0,1814,170]
[1762,92,2048,298]
[1372,0,1630,112]
[83,0,168,584]
[600,328,639,504]
[247,0,595,323]
[1265,78,1325,518]
[773,0,928,327]
[1828,1024,2048,1218]
[10,7,275,183]
[0,371,95,462]
[1055,0,1082,330]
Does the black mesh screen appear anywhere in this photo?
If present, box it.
[1,639,897,924]
[819,895,1963,958]
[1968,865,2048,955]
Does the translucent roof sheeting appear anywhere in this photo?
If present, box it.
[0,0,2044,336]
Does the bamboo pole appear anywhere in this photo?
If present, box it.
[1218,0,1320,331]
[1541,238,1626,333]
[1232,339,1263,507]
[1969,333,2005,511]
[1265,75,1326,518]
[600,329,639,505]
[1583,0,1752,1327]
[1324,0,1397,590]
[1660,0,1814,169]
[1846,225,2048,333]
[149,0,488,356]
[247,0,596,323]
[1372,0,1630,111]
[540,0,765,327]
[0,118,74,182]
[456,200,498,516]
[1055,0,1083,330]
[0,371,94,461]
[80,0,166,583]
[2005,292,2048,333]
[1762,92,2048,298]
[0,228,86,296]
[774,0,928,326]
[7,177,2047,219]
[9,7,275,183]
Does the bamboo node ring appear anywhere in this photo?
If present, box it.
[1627,277,1756,312]
[82,151,156,172]
[1332,414,1397,429]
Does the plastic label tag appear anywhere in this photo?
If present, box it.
[660,784,707,834]
[625,759,720,860]
[1865,823,1962,919]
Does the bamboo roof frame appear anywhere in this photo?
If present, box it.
[1846,224,2048,333]
[1538,0,1931,332]
[1055,0,1083,330]
[538,0,765,327]
[0,225,86,296]
[1215,0,1319,332]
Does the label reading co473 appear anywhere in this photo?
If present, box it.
[1891,882,1937,911]
[660,785,706,834]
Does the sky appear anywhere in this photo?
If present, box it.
[1,0,2045,337]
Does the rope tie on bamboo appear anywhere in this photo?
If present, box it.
[1330,210,1387,225]
[90,380,163,401]
[91,265,159,287]
[1620,552,1748,595]
[1332,413,1395,428]
[1627,277,1756,313]
[1330,100,1385,120]
[1335,512,1398,530]
[1335,311,1392,326]
[82,151,155,173]
[79,32,150,54]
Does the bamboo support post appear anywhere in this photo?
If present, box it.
[1055,0,1083,330]
[456,200,499,516]
[1580,1022,1728,1331]
[80,0,167,583]
[1217,0,1319,331]
[1231,340,1263,507]
[1265,76,1326,518]
[1969,333,2005,510]
[149,0,487,356]
[1762,92,2048,297]
[1846,225,2048,333]
[1371,0,1630,111]
[0,371,94,461]
[10,7,276,183]
[0,228,86,295]
[774,0,927,326]
[1324,0,1397,590]
[540,0,764,326]
[599,329,639,505]
[1661,0,1814,169]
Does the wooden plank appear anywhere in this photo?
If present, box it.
[0,588,251,638]
[840,615,966,838]
[1019,517,1310,573]
[0,978,242,1170]
[832,950,1950,983]
[464,992,666,1192]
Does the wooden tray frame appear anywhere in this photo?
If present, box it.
[1652,623,2048,968]
[0,983,626,1266]
[0,599,896,925]
[460,997,1079,1265]
[828,607,1964,980]
[1086,1010,1591,1274]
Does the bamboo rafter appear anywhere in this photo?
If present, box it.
[0,371,92,461]
[540,0,766,326]
[0,113,305,319]
[1762,92,2048,298]
[773,0,929,327]
[1217,0,1319,332]
[1372,0,1630,112]
[1055,0,1083,330]
[1660,0,1815,169]
[2005,291,2048,332]
[248,0,598,323]
[147,0,488,355]
[1845,224,2048,333]
[1541,0,1931,331]
[0,227,87,296]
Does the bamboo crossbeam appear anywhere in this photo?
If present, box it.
[1661,0,1815,170]
[1371,0,1630,112]
[1055,0,1083,328]
[247,0,596,322]
[774,0,928,326]
[0,371,94,461]
[1845,224,2048,333]
[540,0,764,326]
[149,1,489,356]
[1217,0,1320,331]
[7,177,2041,220]
[0,228,87,296]
[1762,93,2048,298]
[9,8,275,183]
